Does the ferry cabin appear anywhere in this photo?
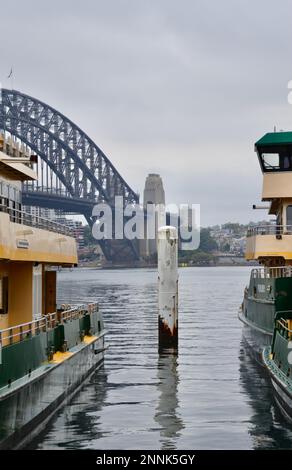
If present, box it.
[246,132,292,265]
[0,135,77,343]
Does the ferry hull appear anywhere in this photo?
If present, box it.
[238,271,292,364]
[238,309,272,365]
[271,376,292,424]
[0,334,105,449]
[263,347,292,423]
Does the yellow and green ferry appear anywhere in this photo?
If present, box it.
[239,131,292,421]
[0,134,106,449]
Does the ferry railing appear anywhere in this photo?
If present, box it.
[0,312,57,347]
[58,303,94,322]
[274,312,292,340]
[251,266,292,279]
[247,225,292,237]
[0,303,98,350]
[0,203,71,236]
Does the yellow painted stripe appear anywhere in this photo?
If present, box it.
[50,351,74,364]
[83,335,98,345]
[48,336,98,364]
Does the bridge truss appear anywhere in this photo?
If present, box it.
[0,89,140,262]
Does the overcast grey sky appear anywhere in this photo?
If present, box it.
[1,0,292,226]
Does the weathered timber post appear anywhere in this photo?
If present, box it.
[158,226,178,353]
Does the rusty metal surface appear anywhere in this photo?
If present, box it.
[158,316,178,352]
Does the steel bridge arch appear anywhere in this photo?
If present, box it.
[0,88,140,261]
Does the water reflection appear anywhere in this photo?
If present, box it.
[239,339,292,449]
[155,353,184,449]
[29,366,108,449]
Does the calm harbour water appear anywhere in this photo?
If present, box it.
[30,266,292,450]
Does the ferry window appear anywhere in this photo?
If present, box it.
[287,206,292,228]
[261,153,280,170]
[283,156,292,169]
[0,276,9,314]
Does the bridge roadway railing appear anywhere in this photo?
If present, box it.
[24,184,71,197]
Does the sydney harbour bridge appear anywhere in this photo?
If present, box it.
[0,89,141,262]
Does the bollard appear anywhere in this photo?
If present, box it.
[158,226,178,353]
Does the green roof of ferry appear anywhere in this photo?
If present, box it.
[256,132,292,146]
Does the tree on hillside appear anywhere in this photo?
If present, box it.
[83,225,95,246]
[199,228,218,252]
